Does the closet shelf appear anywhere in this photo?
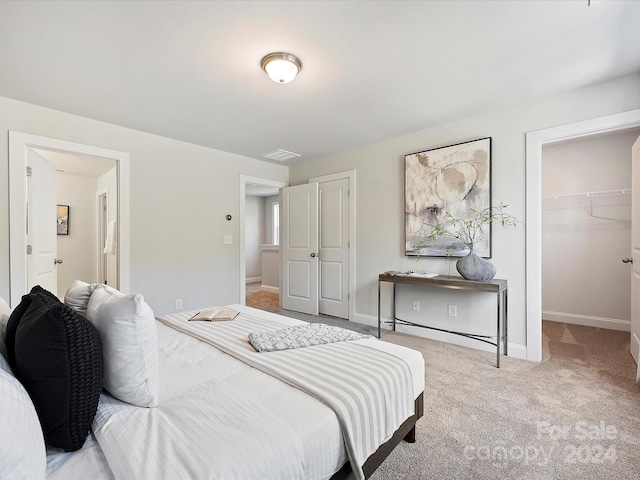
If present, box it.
[542,189,631,210]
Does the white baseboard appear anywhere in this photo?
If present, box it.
[354,313,527,360]
[542,310,630,332]
[260,285,279,294]
[246,277,262,284]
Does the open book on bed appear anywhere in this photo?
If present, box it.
[188,307,240,322]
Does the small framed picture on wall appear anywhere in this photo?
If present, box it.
[57,205,69,235]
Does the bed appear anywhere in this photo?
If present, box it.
[1,283,424,480]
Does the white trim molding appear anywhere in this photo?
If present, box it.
[9,131,130,307]
[260,285,280,294]
[542,311,630,332]
[525,109,640,362]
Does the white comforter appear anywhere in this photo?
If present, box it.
[54,306,424,480]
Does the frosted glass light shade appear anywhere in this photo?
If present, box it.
[261,53,302,84]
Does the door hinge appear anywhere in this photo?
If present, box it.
[26,244,32,255]
[26,166,32,177]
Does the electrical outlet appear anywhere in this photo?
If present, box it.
[448,304,457,317]
[175,298,183,310]
[224,235,233,245]
[412,300,420,312]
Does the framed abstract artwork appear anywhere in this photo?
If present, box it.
[57,205,69,235]
[405,137,492,257]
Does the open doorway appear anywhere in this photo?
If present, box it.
[541,129,640,370]
[244,183,281,311]
[8,131,130,307]
[526,109,640,363]
[32,149,117,299]
[239,175,287,311]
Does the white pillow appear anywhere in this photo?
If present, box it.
[63,280,100,316]
[86,286,160,407]
[0,358,47,479]
[0,295,11,361]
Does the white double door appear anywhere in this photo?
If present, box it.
[281,178,350,319]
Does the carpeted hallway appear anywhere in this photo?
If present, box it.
[246,282,375,334]
[247,283,640,479]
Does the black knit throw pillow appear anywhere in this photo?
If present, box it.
[14,295,103,452]
[5,285,60,370]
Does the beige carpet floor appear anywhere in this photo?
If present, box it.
[246,284,640,479]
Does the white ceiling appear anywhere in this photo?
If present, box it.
[34,149,116,178]
[1,1,639,165]
[245,184,280,197]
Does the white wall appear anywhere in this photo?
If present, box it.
[2,72,639,356]
[261,194,280,291]
[245,195,263,281]
[542,129,640,330]
[55,173,98,298]
[0,95,288,315]
[289,72,640,357]
[261,246,279,290]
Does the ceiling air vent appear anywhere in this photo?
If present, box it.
[260,149,301,162]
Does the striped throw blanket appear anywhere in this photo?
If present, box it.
[157,310,414,480]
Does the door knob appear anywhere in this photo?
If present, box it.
[54,259,63,265]
[310,253,317,258]
[622,258,633,264]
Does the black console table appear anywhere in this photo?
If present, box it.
[377,272,508,368]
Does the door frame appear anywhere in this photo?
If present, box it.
[309,170,356,322]
[9,131,130,307]
[525,109,640,362]
[96,189,109,285]
[239,175,288,305]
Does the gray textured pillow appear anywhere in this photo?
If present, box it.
[63,280,99,316]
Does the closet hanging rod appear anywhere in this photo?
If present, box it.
[543,188,630,200]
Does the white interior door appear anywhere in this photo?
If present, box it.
[281,183,319,315]
[319,178,349,319]
[631,135,640,382]
[27,150,58,296]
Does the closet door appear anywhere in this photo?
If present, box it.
[631,135,640,382]
[280,183,319,315]
[318,178,349,319]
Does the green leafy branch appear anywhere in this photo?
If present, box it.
[425,202,521,253]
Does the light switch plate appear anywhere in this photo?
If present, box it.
[224,235,233,245]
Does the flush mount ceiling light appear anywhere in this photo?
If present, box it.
[261,52,302,84]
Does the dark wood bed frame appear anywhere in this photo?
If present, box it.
[330,392,425,479]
